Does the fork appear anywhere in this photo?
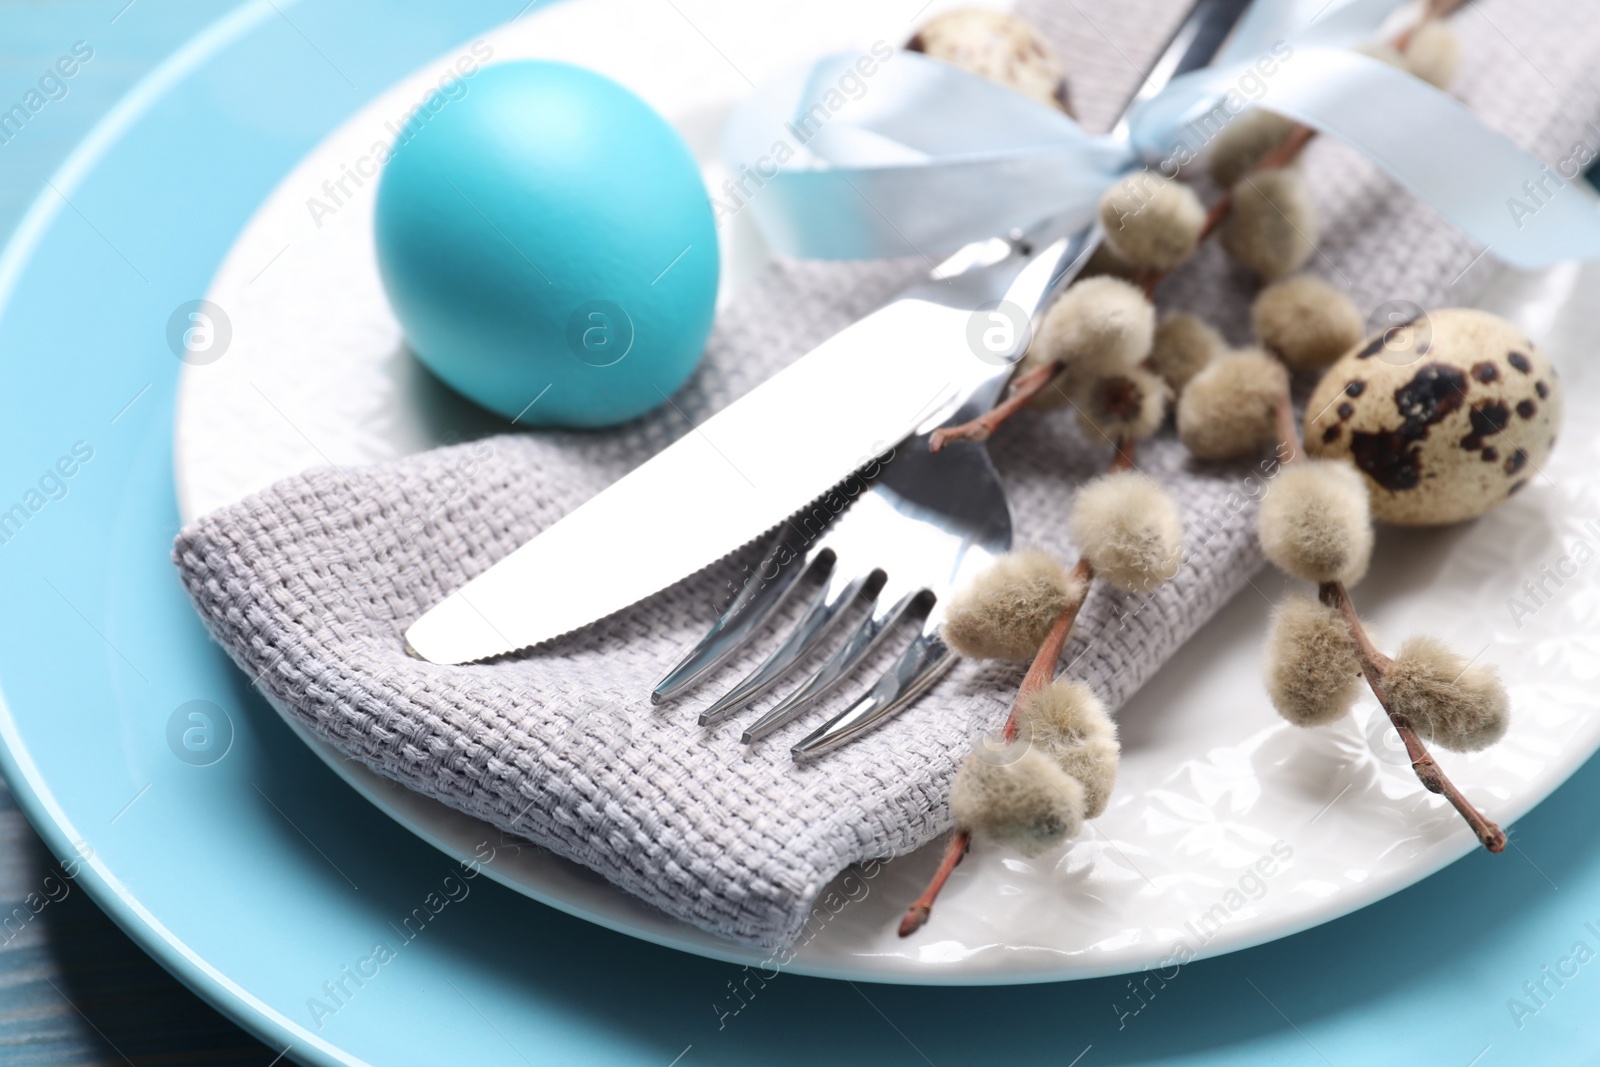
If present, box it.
[651,386,1014,761]
[651,0,1253,757]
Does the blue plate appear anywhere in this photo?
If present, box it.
[3,1,1600,1063]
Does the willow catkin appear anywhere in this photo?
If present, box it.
[1150,313,1226,394]
[1208,109,1297,189]
[1258,459,1374,586]
[942,549,1084,661]
[1098,172,1206,271]
[1176,348,1289,460]
[1264,594,1364,727]
[1069,471,1183,593]
[1019,276,1157,410]
[1016,680,1119,818]
[1252,275,1364,373]
[950,748,1086,856]
[1075,367,1170,444]
[1221,168,1319,281]
[1383,636,1511,751]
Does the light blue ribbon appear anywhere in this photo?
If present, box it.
[720,0,1600,270]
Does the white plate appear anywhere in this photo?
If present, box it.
[172,0,1600,983]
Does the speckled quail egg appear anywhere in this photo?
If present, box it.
[907,10,1072,114]
[1305,308,1562,525]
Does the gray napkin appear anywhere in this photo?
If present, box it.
[173,0,1600,947]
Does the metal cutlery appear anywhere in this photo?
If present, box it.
[652,389,1014,760]
[404,211,1082,667]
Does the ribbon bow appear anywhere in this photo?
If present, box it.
[720,0,1600,270]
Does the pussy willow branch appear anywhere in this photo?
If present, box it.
[1318,579,1506,852]
[941,103,1307,439]
[899,443,1133,938]
[1273,391,1505,853]
[1134,0,1464,297]
[898,557,1094,937]
[1133,125,1317,297]
[1274,383,1300,464]
[930,362,1061,452]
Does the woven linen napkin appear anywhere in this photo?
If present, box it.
[174,0,1600,948]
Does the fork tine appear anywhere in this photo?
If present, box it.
[698,564,883,727]
[790,623,953,761]
[651,534,824,705]
[739,588,925,744]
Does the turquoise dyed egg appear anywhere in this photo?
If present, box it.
[374,61,718,428]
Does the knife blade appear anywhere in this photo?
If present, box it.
[404,257,1036,664]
